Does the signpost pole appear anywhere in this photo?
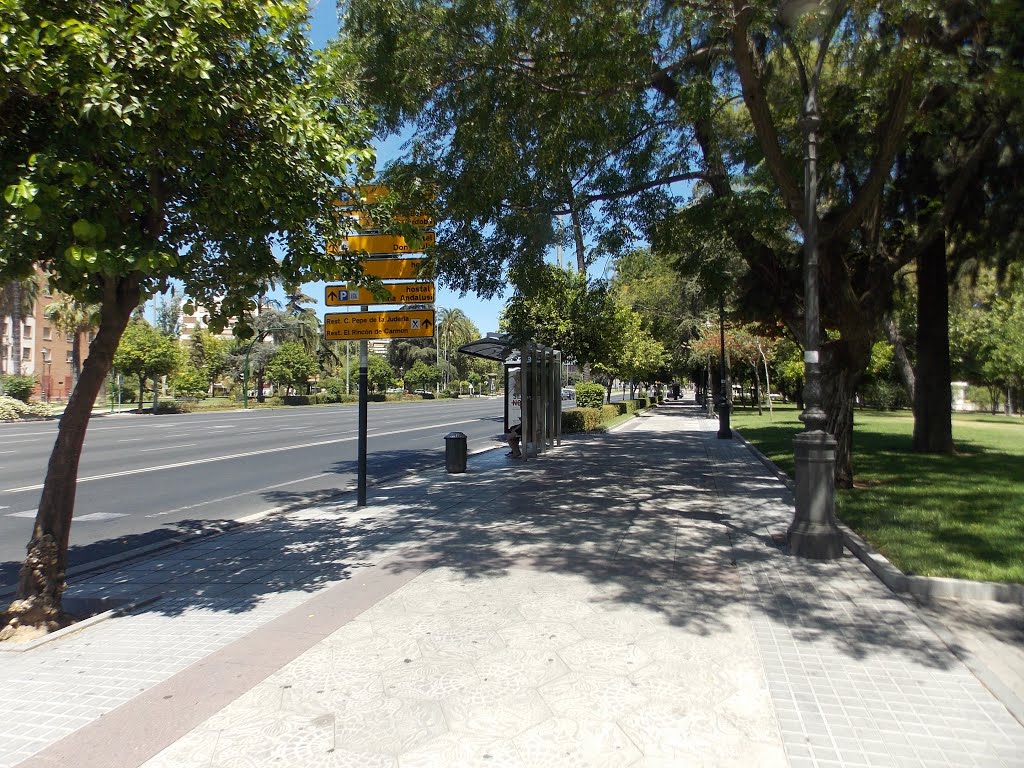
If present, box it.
[357,330,368,507]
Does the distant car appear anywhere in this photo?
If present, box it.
[561,388,575,401]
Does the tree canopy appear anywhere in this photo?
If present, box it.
[1,0,377,632]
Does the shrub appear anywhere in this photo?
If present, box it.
[172,367,209,400]
[155,400,196,414]
[561,409,585,433]
[562,406,604,432]
[613,402,628,415]
[1,374,37,403]
[283,395,311,406]
[860,380,908,411]
[600,404,620,422]
[0,395,50,420]
[575,382,605,409]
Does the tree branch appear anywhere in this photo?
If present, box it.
[823,63,917,242]
[731,1,804,219]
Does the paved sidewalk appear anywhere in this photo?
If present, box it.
[2,402,1023,767]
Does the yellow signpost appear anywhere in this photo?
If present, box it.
[346,210,434,230]
[325,282,435,307]
[345,231,435,255]
[356,257,431,280]
[324,309,435,341]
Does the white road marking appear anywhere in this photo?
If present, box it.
[6,510,37,518]
[1,417,481,494]
[144,472,334,517]
[139,443,198,452]
[0,450,15,454]
[74,512,128,522]
[117,438,145,443]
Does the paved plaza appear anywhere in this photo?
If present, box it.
[1,402,1022,767]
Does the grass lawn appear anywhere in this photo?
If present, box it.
[730,403,1024,583]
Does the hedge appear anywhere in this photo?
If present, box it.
[600,404,620,422]
[575,382,605,409]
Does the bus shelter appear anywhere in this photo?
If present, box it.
[458,334,562,460]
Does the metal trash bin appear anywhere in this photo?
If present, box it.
[444,431,468,473]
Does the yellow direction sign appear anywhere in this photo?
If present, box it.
[359,257,432,280]
[324,310,435,341]
[346,231,435,255]
[325,282,435,307]
[348,210,435,230]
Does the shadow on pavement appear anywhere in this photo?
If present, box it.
[64,404,960,671]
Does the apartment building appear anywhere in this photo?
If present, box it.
[1,287,90,401]
[179,299,239,343]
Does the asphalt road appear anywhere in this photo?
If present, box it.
[0,398,512,592]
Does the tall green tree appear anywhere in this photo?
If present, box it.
[345,0,1012,488]
[112,320,180,413]
[0,0,374,633]
[501,266,618,377]
[367,354,396,394]
[266,341,318,394]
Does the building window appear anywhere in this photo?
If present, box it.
[23,347,32,362]
[42,326,52,340]
[66,333,74,343]
[22,324,32,340]
[42,348,51,363]
[66,350,73,363]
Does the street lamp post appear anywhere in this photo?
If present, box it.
[783,0,844,558]
[242,326,285,410]
[716,296,731,439]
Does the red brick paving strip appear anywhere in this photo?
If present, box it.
[21,554,433,768]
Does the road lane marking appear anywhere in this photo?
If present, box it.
[117,438,145,443]
[0,450,15,454]
[6,510,37,518]
[1,417,482,494]
[140,443,198,452]
[144,472,335,517]
[74,512,128,522]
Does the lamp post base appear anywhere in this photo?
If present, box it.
[717,400,731,439]
[788,430,843,559]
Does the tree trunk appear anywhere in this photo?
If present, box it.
[71,329,83,391]
[256,371,265,403]
[2,275,140,634]
[912,236,954,453]
[753,364,762,416]
[138,374,146,413]
[820,337,873,489]
[884,315,915,405]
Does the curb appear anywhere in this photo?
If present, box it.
[731,428,1024,606]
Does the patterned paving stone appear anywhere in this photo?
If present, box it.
[513,717,641,767]
[397,733,525,768]
[440,681,552,738]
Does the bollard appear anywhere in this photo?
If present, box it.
[444,431,468,473]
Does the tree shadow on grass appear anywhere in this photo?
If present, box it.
[57,405,964,672]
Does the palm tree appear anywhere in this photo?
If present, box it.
[436,307,476,388]
[0,274,39,376]
[43,297,101,391]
